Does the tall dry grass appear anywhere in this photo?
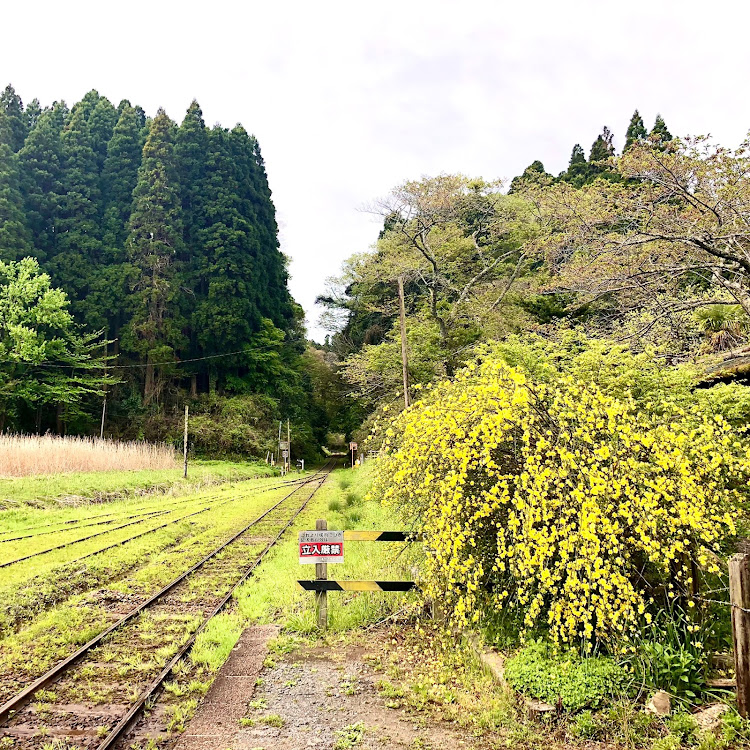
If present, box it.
[0,434,178,477]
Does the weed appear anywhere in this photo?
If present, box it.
[334,721,365,749]
[504,640,627,711]
[376,680,405,699]
[258,714,284,727]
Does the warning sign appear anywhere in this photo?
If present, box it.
[298,530,344,564]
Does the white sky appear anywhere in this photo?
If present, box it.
[3,0,749,340]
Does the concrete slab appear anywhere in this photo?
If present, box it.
[175,624,278,750]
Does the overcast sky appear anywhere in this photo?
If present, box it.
[2,1,749,340]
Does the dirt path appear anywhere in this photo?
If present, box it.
[177,627,494,750]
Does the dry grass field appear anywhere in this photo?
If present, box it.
[0,434,177,477]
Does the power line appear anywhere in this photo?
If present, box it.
[1,345,281,371]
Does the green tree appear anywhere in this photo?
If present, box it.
[650,114,673,145]
[18,102,67,260]
[508,160,551,193]
[122,108,185,405]
[175,100,208,255]
[87,96,119,172]
[50,106,102,325]
[101,104,144,251]
[0,84,27,152]
[0,112,33,260]
[587,126,617,181]
[624,109,647,151]
[561,144,588,186]
[0,257,113,431]
[589,126,615,162]
[192,127,261,371]
[24,99,42,133]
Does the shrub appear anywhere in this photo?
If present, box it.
[504,641,627,711]
[372,339,747,646]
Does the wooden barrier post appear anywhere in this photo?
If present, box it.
[316,519,328,630]
[730,553,750,717]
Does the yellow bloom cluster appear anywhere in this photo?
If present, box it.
[372,354,746,646]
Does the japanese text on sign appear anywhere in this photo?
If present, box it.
[298,530,344,564]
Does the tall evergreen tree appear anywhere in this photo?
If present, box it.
[175,100,208,262]
[0,112,33,259]
[87,97,118,172]
[243,132,293,328]
[18,102,67,261]
[122,109,185,404]
[561,144,588,187]
[588,126,617,181]
[101,104,143,252]
[73,89,104,121]
[25,99,42,133]
[0,85,27,152]
[50,106,102,325]
[589,126,615,162]
[624,109,647,151]
[193,127,258,361]
[650,114,673,145]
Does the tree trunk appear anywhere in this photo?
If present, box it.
[56,403,64,436]
[190,374,198,399]
[144,360,155,405]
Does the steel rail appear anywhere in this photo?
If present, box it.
[0,477,312,567]
[0,462,334,726]
[55,476,315,569]
[0,474,309,537]
[0,475,310,542]
[96,463,334,750]
[0,508,169,543]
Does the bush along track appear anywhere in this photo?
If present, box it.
[0,463,334,750]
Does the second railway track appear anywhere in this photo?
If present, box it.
[0,461,335,750]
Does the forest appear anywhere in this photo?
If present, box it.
[319,109,750,420]
[0,84,349,456]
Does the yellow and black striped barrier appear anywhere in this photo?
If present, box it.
[341,530,423,542]
[298,580,417,592]
[299,525,422,629]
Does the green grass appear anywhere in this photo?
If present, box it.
[0,459,276,511]
[0,474,314,683]
[235,464,418,633]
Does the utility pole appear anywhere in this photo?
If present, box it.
[397,275,410,409]
[100,340,107,439]
[183,404,189,479]
[287,419,291,474]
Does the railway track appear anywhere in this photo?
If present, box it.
[0,460,335,749]
[0,475,310,568]
[0,474,308,540]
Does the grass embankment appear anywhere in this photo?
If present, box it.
[0,459,275,511]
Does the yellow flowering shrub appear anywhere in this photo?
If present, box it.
[372,348,748,646]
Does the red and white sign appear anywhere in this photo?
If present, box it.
[298,530,344,564]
